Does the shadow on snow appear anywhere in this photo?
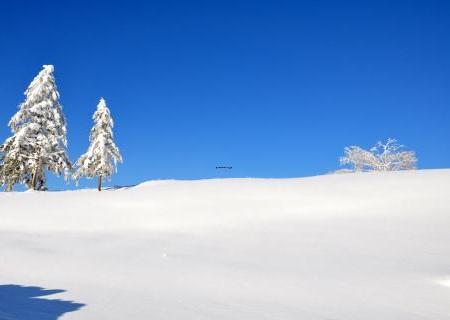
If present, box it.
[0,284,84,319]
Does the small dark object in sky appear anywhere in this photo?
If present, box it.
[216,166,232,169]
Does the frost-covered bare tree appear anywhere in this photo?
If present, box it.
[339,138,417,172]
[73,98,122,191]
[369,138,417,171]
[340,146,376,172]
[0,65,71,190]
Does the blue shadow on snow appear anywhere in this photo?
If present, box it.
[0,284,84,319]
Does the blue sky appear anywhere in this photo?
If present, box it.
[0,0,449,189]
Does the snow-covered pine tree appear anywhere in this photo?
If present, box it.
[74,98,122,191]
[0,65,71,190]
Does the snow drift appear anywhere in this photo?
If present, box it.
[1,169,450,319]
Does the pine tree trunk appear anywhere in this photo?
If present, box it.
[98,175,103,191]
[31,151,42,191]
[31,168,38,190]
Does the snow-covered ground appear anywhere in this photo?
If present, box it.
[1,169,450,319]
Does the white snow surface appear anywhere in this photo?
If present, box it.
[1,169,450,319]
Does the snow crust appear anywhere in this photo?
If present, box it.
[1,169,450,319]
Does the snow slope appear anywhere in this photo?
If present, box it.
[1,169,450,319]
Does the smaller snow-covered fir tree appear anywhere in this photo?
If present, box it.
[74,98,122,191]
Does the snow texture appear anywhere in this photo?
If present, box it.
[1,169,450,319]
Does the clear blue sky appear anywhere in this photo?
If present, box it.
[0,0,449,189]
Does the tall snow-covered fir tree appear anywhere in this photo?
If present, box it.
[74,98,122,191]
[0,65,71,191]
